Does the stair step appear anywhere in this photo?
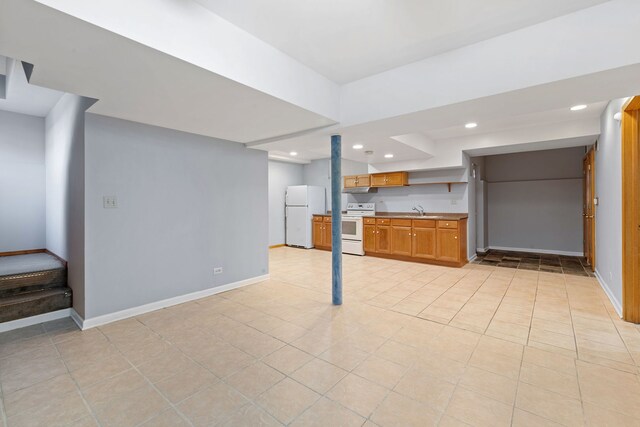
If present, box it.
[0,287,72,323]
[0,268,67,297]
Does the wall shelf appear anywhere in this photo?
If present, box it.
[407,181,468,192]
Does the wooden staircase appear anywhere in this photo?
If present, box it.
[0,254,72,323]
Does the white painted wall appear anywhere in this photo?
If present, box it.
[594,98,626,315]
[0,110,46,252]
[45,94,95,317]
[268,160,304,246]
[83,114,268,319]
[340,0,640,125]
[485,147,585,255]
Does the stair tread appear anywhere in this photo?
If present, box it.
[0,287,72,305]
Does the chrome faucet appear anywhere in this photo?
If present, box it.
[412,205,425,216]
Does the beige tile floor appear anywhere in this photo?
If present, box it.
[1,246,640,426]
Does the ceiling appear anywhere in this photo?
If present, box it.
[0,0,337,143]
[0,56,64,117]
[196,0,610,83]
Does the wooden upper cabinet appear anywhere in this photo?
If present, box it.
[391,225,412,256]
[375,225,391,253]
[343,174,371,188]
[436,228,459,262]
[370,172,408,187]
[364,224,376,252]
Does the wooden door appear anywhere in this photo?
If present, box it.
[622,96,640,322]
[376,225,391,253]
[385,172,408,186]
[323,223,332,248]
[344,176,358,188]
[436,229,459,262]
[364,225,376,252]
[412,227,436,259]
[370,174,387,187]
[583,149,596,270]
[313,222,324,247]
[356,175,371,187]
[391,226,412,256]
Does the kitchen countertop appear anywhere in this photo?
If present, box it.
[319,212,468,220]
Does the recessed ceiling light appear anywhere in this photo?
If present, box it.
[384,154,394,158]
[571,104,587,111]
[352,144,364,149]
[465,122,478,129]
[289,151,298,156]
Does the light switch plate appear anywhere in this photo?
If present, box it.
[103,196,118,209]
[213,267,223,275]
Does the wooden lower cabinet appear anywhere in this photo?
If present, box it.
[375,225,391,253]
[312,221,324,248]
[364,224,376,252]
[365,217,467,267]
[412,227,436,259]
[436,228,460,262]
[312,215,332,249]
[391,225,412,256]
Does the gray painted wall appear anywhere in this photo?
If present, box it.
[0,110,45,252]
[303,158,368,211]
[84,114,268,319]
[45,94,94,318]
[485,147,585,254]
[268,160,303,246]
[594,98,626,313]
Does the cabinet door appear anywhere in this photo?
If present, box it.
[344,176,358,188]
[391,226,412,256]
[323,223,332,248]
[357,175,371,187]
[437,228,459,262]
[376,225,391,253]
[385,172,408,186]
[370,174,388,187]
[364,224,376,252]
[412,227,436,259]
[313,222,324,247]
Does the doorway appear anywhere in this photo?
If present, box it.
[583,148,595,270]
[622,96,640,322]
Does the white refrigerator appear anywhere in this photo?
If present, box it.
[285,185,326,248]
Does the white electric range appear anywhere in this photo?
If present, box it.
[342,203,375,255]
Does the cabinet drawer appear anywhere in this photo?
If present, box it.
[412,219,436,228]
[376,218,390,225]
[438,220,458,229]
[313,216,324,222]
[324,216,332,223]
[391,219,412,227]
[364,217,376,225]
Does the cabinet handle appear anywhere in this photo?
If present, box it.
[454,236,457,239]
[414,234,416,236]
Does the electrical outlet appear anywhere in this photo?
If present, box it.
[214,267,223,275]
[103,196,118,209]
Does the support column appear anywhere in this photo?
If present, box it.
[331,134,342,305]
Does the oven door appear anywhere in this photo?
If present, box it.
[342,217,363,241]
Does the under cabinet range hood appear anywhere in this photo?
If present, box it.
[342,186,378,194]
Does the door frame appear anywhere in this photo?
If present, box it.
[622,96,640,322]
[583,148,596,270]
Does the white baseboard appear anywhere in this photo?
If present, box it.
[0,308,71,333]
[594,269,622,318]
[487,246,584,257]
[468,254,477,262]
[74,274,270,330]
